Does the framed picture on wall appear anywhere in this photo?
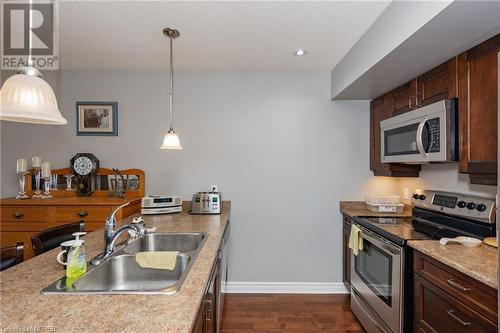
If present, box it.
[76,102,118,136]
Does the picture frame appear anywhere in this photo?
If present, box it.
[76,102,118,136]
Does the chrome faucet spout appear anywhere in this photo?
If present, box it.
[104,202,130,244]
[105,225,138,256]
[92,202,145,265]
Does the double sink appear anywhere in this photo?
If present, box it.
[42,232,207,295]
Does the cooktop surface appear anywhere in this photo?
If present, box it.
[352,216,433,245]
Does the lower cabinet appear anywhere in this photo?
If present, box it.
[342,214,352,289]
[413,251,498,333]
[192,258,219,333]
[192,222,230,333]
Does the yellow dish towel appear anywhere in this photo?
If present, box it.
[348,225,364,256]
[135,251,179,270]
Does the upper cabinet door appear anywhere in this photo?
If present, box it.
[458,34,500,185]
[417,58,458,107]
[389,80,418,115]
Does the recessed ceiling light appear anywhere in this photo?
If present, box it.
[294,49,306,56]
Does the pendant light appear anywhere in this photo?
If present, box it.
[160,27,183,149]
[0,0,66,125]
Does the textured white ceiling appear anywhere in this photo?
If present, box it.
[57,1,390,71]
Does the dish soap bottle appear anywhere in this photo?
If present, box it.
[66,236,86,279]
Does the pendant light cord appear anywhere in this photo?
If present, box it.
[28,0,33,66]
[169,36,174,130]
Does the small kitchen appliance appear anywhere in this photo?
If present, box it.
[141,195,182,215]
[380,99,458,163]
[351,190,496,333]
[365,193,403,213]
[191,191,222,214]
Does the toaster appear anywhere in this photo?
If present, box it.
[191,192,222,214]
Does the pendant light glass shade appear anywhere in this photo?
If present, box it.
[0,67,67,125]
[160,128,183,149]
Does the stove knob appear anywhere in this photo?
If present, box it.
[418,194,426,200]
[476,204,487,212]
[467,202,476,210]
[457,201,467,208]
[412,194,420,199]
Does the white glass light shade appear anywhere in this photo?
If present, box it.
[160,129,183,149]
[0,69,67,125]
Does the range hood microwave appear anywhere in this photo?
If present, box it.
[380,98,458,164]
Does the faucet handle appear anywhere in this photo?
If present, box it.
[132,216,145,225]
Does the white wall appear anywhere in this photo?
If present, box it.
[2,70,396,286]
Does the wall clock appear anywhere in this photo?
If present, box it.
[70,153,99,196]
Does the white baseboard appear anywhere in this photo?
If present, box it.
[226,282,349,294]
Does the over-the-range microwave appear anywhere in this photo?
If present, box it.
[380,98,458,163]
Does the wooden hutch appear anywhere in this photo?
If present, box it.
[0,168,145,259]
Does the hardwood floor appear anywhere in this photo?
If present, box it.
[221,294,365,333]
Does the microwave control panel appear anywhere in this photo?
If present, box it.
[426,117,440,153]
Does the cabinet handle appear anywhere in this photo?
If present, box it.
[447,279,471,292]
[446,309,471,327]
[415,92,422,107]
[76,211,88,218]
[13,211,24,219]
[205,299,213,322]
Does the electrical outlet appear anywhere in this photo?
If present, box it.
[403,188,409,200]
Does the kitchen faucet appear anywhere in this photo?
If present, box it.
[91,202,146,265]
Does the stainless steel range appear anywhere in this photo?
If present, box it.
[350,190,496,333]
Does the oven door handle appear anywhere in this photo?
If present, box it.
[416,119,428,156]
[354,223,401,255]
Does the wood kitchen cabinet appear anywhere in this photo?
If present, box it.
[457,34,500,185]
[193,258,219,333]
[342,214,352,290]
[370,94,421,177]
[386,58,457,116]
[192,223,230,333]
[388,80,418,115]
[416,57,458,107]
[369,34,499,185]
[413,251,498,333]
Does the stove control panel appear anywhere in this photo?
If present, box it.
[412,190,496,224]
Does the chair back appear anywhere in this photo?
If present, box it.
[1,242,24,271]
[31,222,85,256]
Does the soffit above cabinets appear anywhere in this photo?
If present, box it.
[331,1,500,100]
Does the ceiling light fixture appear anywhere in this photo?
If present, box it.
[160,27,183,150]
[0,0,67,125]
[294,49,306,56]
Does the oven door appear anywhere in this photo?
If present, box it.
[351,223,403,333]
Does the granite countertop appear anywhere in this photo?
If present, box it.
[0,202,231,332]
[408,240,498,290]
[340,201,412,218]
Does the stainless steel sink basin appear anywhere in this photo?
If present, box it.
[123,233,205,254]
[41,232,207,295]
[73,254,189,293]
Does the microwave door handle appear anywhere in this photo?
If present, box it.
[416,119,428,156]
